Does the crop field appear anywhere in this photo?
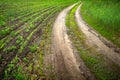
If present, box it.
[0,0,78,79]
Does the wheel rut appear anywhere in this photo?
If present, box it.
[52,4,95,80]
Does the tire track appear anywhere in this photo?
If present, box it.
[52,4,88,80]
[75,4,120,67]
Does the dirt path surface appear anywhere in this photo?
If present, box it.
[75,4,120,67]
[52,4,95,80]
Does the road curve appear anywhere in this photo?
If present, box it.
[75,4,120,67]
[52,3,96,80]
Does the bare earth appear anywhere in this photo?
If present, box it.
[75,4,120,67]
[52,4,95,80]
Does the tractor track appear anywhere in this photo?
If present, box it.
[52,4,95,80]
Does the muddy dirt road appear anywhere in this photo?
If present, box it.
[75,4,120,67]
[52,4,95,80]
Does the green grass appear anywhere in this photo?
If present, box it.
[80,1,120,47]
[66,3,120,80]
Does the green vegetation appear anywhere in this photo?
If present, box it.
[29,45,39,53]
[80,0,120,47]
[4,56,29,80]
[66,4,120,80]
[0,28,11,35]
[3,45,17,53]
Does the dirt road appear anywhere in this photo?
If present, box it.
[52,4,95,80]
[75,4,120,67]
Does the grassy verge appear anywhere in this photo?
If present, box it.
[80,1,120,48]
[66,3,120,80]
